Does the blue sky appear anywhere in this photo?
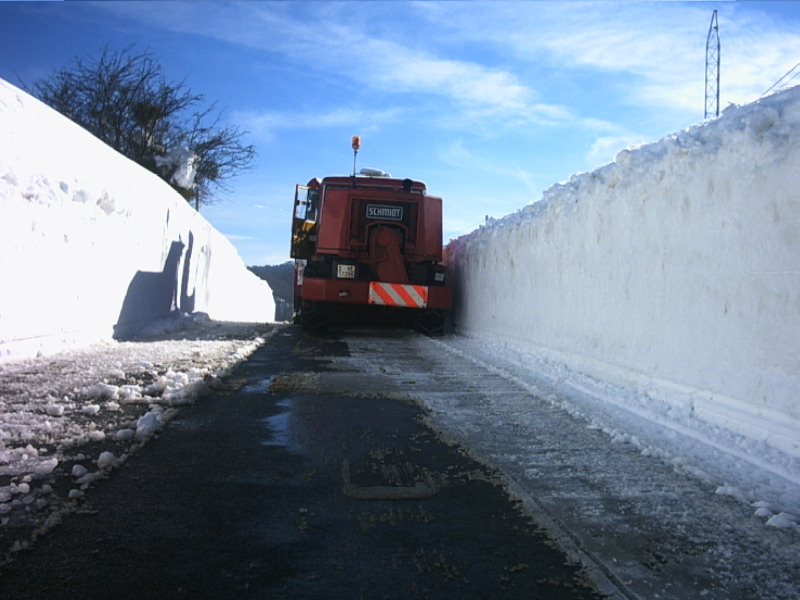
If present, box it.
[2,1,800,266]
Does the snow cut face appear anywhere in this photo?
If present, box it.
[0,77,274,359]
[447,85,800,477]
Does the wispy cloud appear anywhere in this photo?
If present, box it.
[438,138,539,192]
[232,106,406,139]
[95,1,800,133]
[587,132,645,168]
[410,2,800,112]
[94,1,569,130]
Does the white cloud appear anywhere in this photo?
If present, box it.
[409,2,800,113]
[94,1,800,139]
[95,1,559,129]
[231,106,405,140]
[438,139,539,192]
[224,233,253,242]
[587,133,644,168]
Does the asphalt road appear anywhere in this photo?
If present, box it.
[0,326,606,599]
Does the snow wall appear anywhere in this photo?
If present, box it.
[448,86,800,469]
[0,78,274,358]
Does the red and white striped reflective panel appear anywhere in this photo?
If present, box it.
[368,282,429,308]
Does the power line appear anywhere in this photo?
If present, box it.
[762,62,800,97]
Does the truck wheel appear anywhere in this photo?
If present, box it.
[414,310,445,336]
[297,301,329,330]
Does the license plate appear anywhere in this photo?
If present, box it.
[337,264,356,279]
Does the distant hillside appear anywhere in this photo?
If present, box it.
[249,262,294,321]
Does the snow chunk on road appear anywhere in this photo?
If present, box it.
[44,403,64,417]
[766,512,800,530]
[715,485,748,503]
[85,383,120,401]
[33,457,57,476]
[96,451,116,471]
[135,410,165,439]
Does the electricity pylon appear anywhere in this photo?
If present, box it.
[705,10,720,119]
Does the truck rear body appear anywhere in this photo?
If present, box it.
[291,173,452,333]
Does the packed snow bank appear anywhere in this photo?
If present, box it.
[448,86,800,482]
[0,78,274,358]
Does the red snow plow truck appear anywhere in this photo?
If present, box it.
[291,142,452,334]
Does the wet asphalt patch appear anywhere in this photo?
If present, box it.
[0,326,606,599]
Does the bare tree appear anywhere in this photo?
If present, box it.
[182,104,256,210]
[29,45,255,209]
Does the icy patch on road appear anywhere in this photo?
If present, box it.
[429,335,800,528]
[339,330,800,600]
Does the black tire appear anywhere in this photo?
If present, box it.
[414,309,446,336]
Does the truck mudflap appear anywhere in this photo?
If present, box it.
[368,282,428,308]
[300,277,452,310]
